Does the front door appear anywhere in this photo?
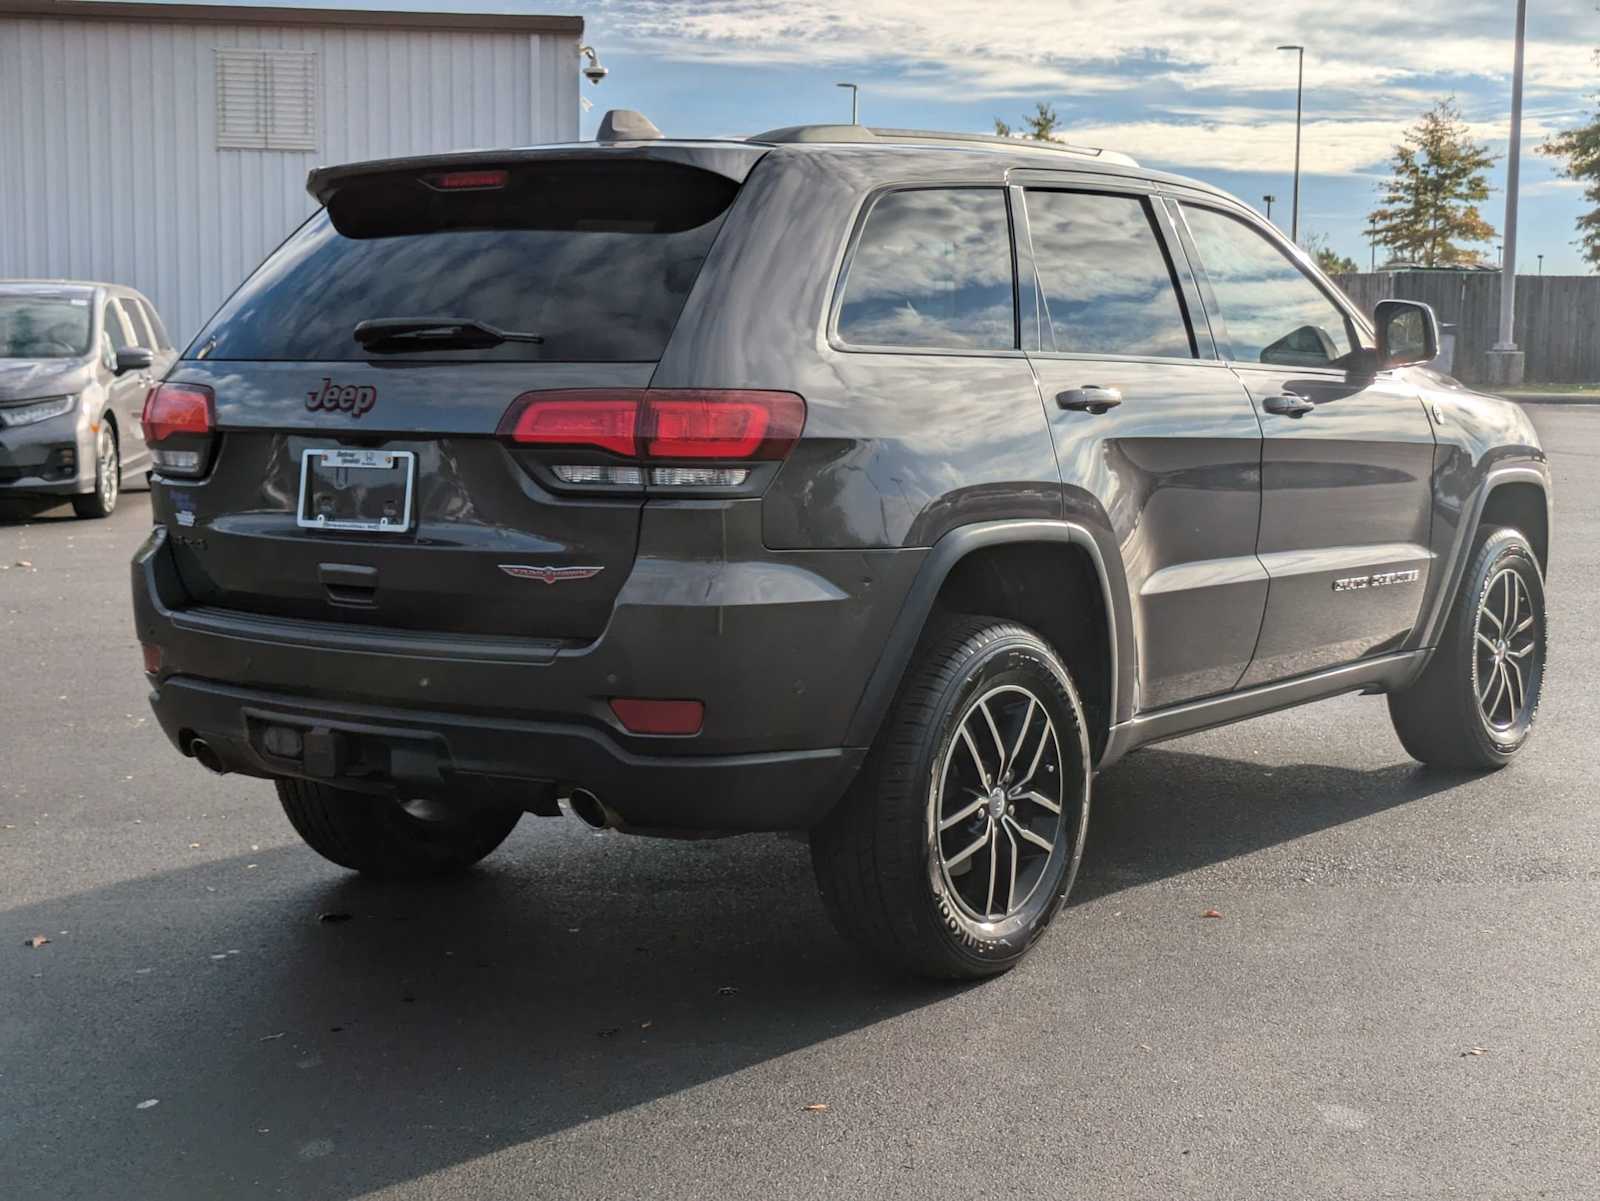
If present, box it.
[1017,182,1267,712]
[1175,202,1437,687]
[100,300,148,460]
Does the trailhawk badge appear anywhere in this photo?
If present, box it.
[499,564,604,584]
[1332,568,1420,592]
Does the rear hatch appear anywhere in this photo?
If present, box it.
[159,146,764,640]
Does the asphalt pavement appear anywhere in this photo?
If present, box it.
[3,408,1597,1200]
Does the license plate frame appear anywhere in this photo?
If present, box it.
[296,447,416,534]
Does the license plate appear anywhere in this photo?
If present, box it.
[297,448,415,534]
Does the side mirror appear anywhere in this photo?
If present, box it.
[115,346,154,375]
[1374,300,1440,370]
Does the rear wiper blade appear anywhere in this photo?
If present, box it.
[352,317,544,350]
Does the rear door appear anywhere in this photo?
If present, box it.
[165,152,757,640]
[1017,178,1267,711]
[1174,201,1436,686]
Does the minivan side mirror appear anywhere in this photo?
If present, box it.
[1374,299,1440,370]
[115,346,154,375]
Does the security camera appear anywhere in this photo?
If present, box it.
[580,45,607,86]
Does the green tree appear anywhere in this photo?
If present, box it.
[994,103,1060,140]
[1304,230,1359,275]
[1539,51,1600,270]
[1369,99,1498,267]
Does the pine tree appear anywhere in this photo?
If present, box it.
[1304,231,1359,274]
[1369,99,1498,267]
[1539,52,1600,270]
[994,103,1061,140]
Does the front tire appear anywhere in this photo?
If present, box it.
[1388,527,1546,769]
[811,616,1092,979]
[72,425,120,519]
[277,779,521,878]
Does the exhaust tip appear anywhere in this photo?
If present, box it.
[189,738,229,776]
[566,788,615,830]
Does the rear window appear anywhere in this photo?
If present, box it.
[0,295,93,359]
[190,160,741,363]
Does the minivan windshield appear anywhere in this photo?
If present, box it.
[0,295,94,359]
[190,159,741,363]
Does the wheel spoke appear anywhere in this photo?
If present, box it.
[958,726,993,793]
[1006,697,1037,778]
[1480,598,1503,633]
[939,795,988,832]
[1478,667,1499,704]
[1002,822,1019,917]
[1004,815,1054,855]
[946,823,991,871]
[984,830,999,918]
[1510,615,1534,639]
[977,699,1009,778]
[1488,663,1510,722]
[1504,571,1517,633]
[1475,632,1498,654]
[1504,656,1525,713]
[1014,713,1054,789]
[1507,643,1536,660]
[1013,789,1062,815]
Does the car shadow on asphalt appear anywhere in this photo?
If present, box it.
[3,746,1472,1198]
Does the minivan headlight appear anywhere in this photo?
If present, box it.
[0,395,76,427]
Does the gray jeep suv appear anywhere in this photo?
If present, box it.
[131,118,1551,978]
[0,280,176,517]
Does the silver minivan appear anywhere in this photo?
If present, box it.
[0,280,177,517]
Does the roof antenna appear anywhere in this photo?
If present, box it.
[596,110,663,142]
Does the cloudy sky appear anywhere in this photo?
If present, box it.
[132,0,1600,271]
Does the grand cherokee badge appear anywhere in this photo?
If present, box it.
[499,564,604,584]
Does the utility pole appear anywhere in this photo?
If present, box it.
[1489,0,1528,386]
[836,82,859,125]
[1277,45,1305,243]
[1368,217,1378,271]
[1263,194,1276,222]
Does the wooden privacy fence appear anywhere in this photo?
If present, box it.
[1332,272,1599,385]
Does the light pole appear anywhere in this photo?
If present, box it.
[1368,216,1379,271]
[1263,194,1276,222]
[1277,44,1304,244]
[1538,253,1544,276]
[836,82,859,125]
[1489,0,1528,386]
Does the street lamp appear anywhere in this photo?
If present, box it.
[1538,253,1544,276]
[1277,44,1305,244]
[1368,216,1379,272]
[1263,194,1277,222]
[1490,0,1528,386]
[836,82,859,125]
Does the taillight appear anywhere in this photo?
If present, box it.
[498,389,805,491]
[141,383,215,478]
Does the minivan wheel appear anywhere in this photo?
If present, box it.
[276,778,522,878]
[72,425,119,519]
[810,616,1091,979]
[1388,527,1546,769]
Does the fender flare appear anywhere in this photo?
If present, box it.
[842,519,1134,750]
[1413,463,1551,658]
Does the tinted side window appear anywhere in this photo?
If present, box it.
[136,299,173,350]
[1026,190,1193,359]
[1183,205,1356,367]
[118,298,153,348]
[837,188,1015,351]
[102,302,132,351]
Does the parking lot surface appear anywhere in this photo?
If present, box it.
[3,407,1597,1200]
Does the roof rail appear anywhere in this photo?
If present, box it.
[749,124,1138,167]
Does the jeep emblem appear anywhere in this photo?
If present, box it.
[306,378,377,418]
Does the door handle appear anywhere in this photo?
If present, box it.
[1056,385,1123,414]
[1262,391,1315,417]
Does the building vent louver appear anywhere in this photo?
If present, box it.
[216,48,319,152]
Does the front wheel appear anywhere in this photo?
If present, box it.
[277,779,522,878]
[811,616,1092,979]
[71,425,119,519]
[1388,527,1546,769]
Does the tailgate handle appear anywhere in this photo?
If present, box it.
[319,562,378,608]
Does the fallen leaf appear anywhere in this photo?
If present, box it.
[16,560,32,568]
[640,1020,653,1029]
[317,912,353,924]
[1201,909,1224,919]
[24,935,49,948]
[1462,1046,1489,1057]
[802,1103,829,1113]
[136,1099,159,1110]
[718,985,740,997]
[258,1032,286,1042]
[189,842,201,849]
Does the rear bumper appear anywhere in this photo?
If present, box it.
[134,520,920,829]
[149,674,865,830]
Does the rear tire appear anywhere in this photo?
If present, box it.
[71,425,119,519]
[810,615,1092,980]
[277,779,521,878]
[1388,527,1546,769]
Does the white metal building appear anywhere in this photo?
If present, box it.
[0,0,583,341]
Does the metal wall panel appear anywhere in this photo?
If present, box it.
[0,15,580,343]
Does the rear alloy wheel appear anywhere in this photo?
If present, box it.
[1389,527,1546,769]
[277,778,522,878]
[72,425,120,519]
[811,616,1091,979]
